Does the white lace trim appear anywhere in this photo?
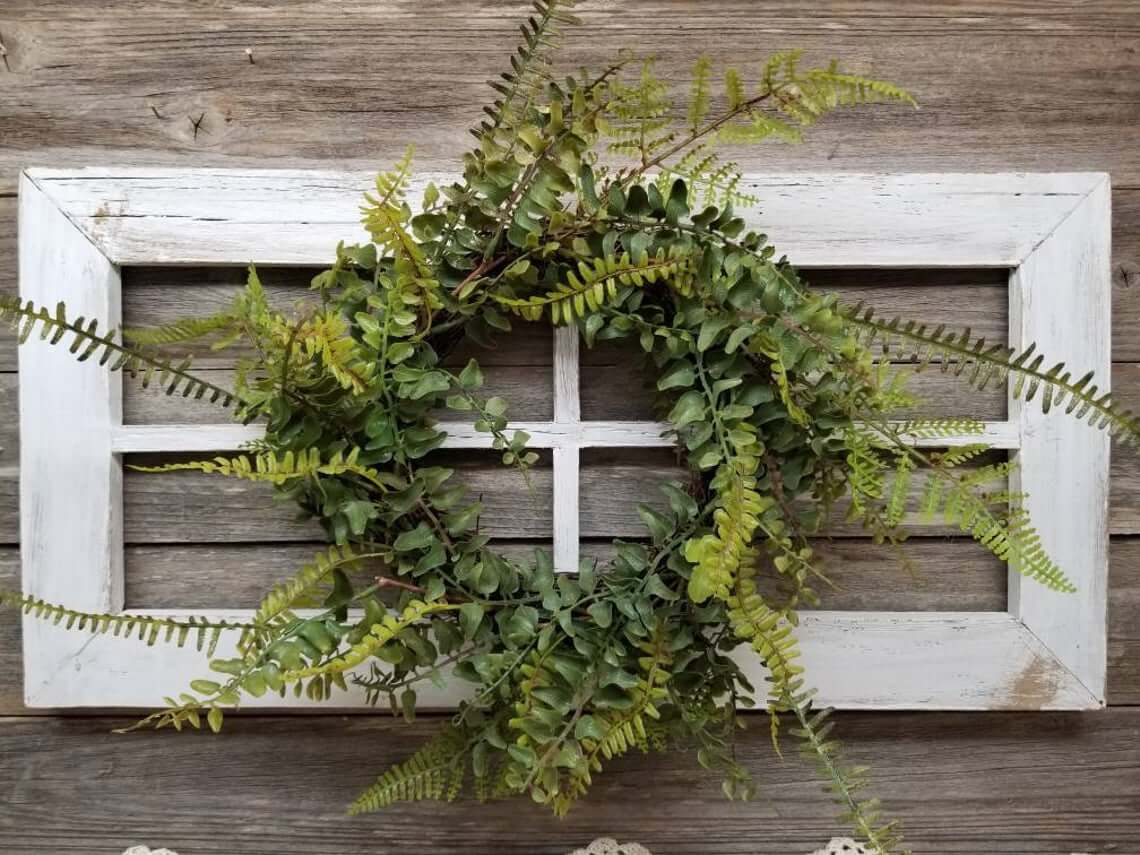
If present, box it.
[808,841,870,855]
[120,841,1099,855]
[567,840,654,855]
[566,841,1093,855]
[121,840,864,855]
[568,839,868,855]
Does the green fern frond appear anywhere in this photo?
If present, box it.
[349,725,469,814]
[920,468,1076,592]
[239,546,370,658]
[684,452,771,603]
[729,594,876,837]
[492,248,696,323]
[651,54,910,208]
[863,363,918,412]
[687,55,712,133]
[361,146,436,283]
[841,428,920,548]
[716,113,804,147]
[605,58,675,166]
[281,599,456,683]
[0,588,253,654]
[725,570,904,854]
[892,418,985,440]
[930,443,991,468]
[790,703,906,854]
[595,634,672,766]
[765,53,915,127]
[551,629,674,816]
[254,545,365,626]
[662,144,758,207]
[725,67,745,109]
[801,64,917,108]
[118,693,230,735]
[845,305,1140,447]
[883,453,914,529]
[124,310,239,348]
[474,0,580,151]
[0,297,236,406]
[235,265,272,331]
[292,312,376,393]
[130,447,390,488]
[843,428,886,514]
[727,574,802,693]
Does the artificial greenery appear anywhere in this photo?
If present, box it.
[3,3,1138,852]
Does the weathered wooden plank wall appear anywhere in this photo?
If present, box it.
[1,2,1139,852]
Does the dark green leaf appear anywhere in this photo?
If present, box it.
[459,602,485,639]
[587,601,613,629]
[658,363,695,390]
[394,523,436,552]
[458,359,484,390]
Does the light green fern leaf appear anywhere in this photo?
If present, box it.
[0,589,253,655]
[0,297,236,406]
[845,304,1140,448]
[130,447,394,489]
[349,725,469,814]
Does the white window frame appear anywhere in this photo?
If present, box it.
[18,168,1110,710]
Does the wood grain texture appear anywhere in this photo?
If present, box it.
[4,536,1125,715]
[4,536,1136,712]
[5,1,1140,29]
[121,539,1007,612]
[17,173,126,709]
[1007,174,1111,704]
[0,709,1138,853]
[21,169,1107,268]
[110,450,1005,543]
[118,363,1007,427]
[1,2,1138,192]
[1109,363,1140,535]
[1108,538,1140,705]
[3,369,1136,547]
[1,0,1139,842]
[0,549,22,714]
[0,175,1130,711]
[3,189,1139,363]
[552,327,582,572]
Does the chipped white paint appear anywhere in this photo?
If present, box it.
[28,168,1102,268]
[1006,175,1112,709]
[18,168,1110,710]
[108,419,1020,455]
[23,609,1097,711]
[18,173,125,707]
[552,327,582,572]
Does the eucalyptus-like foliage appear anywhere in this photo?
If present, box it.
[4,6,1134,853]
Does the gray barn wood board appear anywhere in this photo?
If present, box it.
[1,1,1139,850]
[0,710,1138,854]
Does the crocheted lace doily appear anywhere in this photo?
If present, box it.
[568,839,654,855]
[122,838,871,855]
[808,842,869,855]
[567,838,867,855]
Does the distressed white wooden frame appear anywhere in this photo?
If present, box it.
[19,169,1110,711]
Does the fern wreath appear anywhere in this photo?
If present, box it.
[2,5,1138,851]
